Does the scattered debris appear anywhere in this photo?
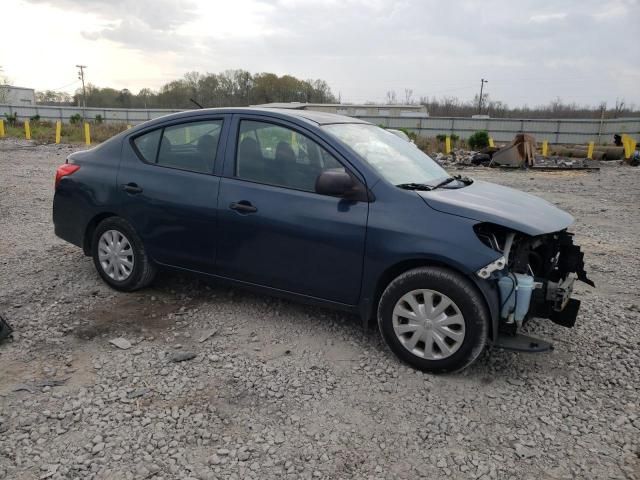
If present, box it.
[13,378,68,393]
[471,153,491,165]
[126,387,150,399]
[0,314,13,344]
[630,147,640,167]
[12,384,37,393]
[433,134,609,171]
[198,328,218,343]
[514,443,541,459]
[109,337,132,350]
[169,351,197,363]
[35,378,68,388]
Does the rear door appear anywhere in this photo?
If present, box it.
[117,116,229,273]
[216,115,368,305]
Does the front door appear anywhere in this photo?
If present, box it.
[216,116,368,305]
[117,117,227,273]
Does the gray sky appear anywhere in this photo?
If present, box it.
[3,0,639,106]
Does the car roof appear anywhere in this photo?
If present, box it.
[252,107,369,125]
[140,107,370,129]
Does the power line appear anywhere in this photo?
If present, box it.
[50,80,80,91]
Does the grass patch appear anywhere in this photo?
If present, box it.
[415,135,468,154]
[3,121,129,144]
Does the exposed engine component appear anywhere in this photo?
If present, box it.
[474,223,594,330]
[498,273,534,327]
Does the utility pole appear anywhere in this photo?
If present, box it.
[478,78,488,114]
[76,65,87,114]
[597,103,606,145]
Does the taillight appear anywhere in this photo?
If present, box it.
[55,164,80,189]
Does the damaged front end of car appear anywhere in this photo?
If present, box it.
[474,223,594,351]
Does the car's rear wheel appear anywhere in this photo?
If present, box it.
[91,217,155,291]
[378,266,489,373]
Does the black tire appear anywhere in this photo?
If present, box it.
[91,217,156,291]
[378,266,489,373]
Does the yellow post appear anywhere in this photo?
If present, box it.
[542,140,549,157]
[488,136,495,148]
[622,134,636,159]
[0,119,4,138]
[626,136,637,160]
[445,135,451,154]
[622,134,630,158]
[587,141,594,160]
[84,122,91,145]
[127,124,132,130]
[55,121,61,144]
[24,120,31,140]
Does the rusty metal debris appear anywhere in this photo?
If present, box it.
[490,134,537,168]
[550,145,624,161]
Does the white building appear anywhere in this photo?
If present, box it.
[255,102,429,117]
[0,85,36,105]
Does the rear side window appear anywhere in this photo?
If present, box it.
[133,120,223,174]
[133,129,161,163]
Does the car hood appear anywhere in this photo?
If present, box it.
[417,179,574,236]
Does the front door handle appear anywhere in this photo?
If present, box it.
[122,183,143,194]
[229,201,257,214]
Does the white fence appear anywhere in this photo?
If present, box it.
[370,116,640,145]
[2,104,639,145]
[0,104,182,125]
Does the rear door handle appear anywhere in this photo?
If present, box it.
[122,183,143,194]
[229,201,257,214]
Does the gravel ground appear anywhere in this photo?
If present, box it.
[1,138,639,480]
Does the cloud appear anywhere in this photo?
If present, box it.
[26,0,196,29]
[16,0,640,106]
[81,18,191,52]
[591,0,637,20]
[529,12,568,22]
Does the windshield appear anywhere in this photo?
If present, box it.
[322,123,448,185]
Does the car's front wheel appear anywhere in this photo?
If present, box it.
[91,217,156,291]
[378,266,489,373]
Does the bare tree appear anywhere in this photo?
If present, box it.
[404,88,413,104]
[386,90,397,104]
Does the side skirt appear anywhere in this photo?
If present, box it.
[155,262,360,315]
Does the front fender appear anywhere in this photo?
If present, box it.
[358,188,502,334]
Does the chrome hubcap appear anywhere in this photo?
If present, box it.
[392,289,466,360]
[98,230,134,281]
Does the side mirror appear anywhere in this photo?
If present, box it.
[315,170,354,197]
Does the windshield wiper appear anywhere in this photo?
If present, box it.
[396,182,435,191]
[453,174,473,185]
[397,175,473,191]
[431,176,457,189]
[432,175,475,190]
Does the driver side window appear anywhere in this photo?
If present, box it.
[236,120,344,192]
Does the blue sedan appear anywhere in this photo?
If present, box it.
[53,108,592,372]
